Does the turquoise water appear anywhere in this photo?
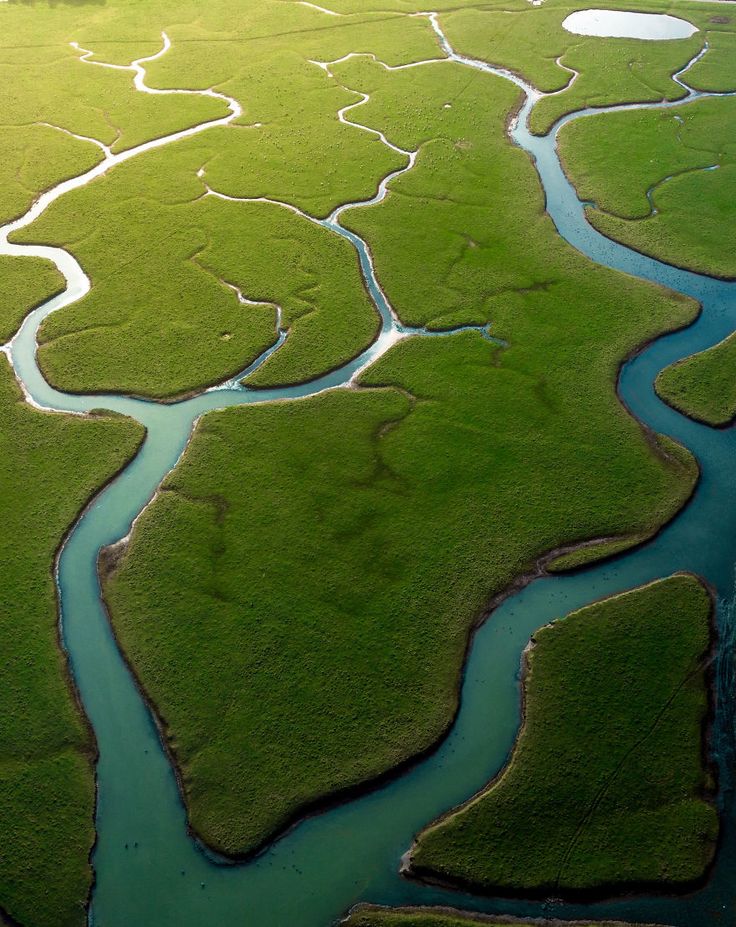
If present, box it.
[5,20,736,927]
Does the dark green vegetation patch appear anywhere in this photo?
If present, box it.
[409,575,718,895]
[101,21,704,860]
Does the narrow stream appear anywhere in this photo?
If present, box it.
[4,14,736,927]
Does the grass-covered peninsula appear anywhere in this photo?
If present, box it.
[0,357,143,927]
[408,575,718,896]
[342,907,669,927]
[15,154,381,398]
[656,332,736,426]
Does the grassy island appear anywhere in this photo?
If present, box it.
[341,906,670,927]
[0,357,143,927]
[408,575,718,897]
[656,332,736,426]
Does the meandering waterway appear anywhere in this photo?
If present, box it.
[3,13,736,927]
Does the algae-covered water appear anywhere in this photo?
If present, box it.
[4,16,736,927]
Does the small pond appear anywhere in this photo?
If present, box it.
[563,9,698,39]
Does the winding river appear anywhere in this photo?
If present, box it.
[4,12,736,927]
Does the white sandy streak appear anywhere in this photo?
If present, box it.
[299,1,342,14]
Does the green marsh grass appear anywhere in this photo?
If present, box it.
[0,257,64,344]
[560,96,736,277]
[342,907,668,927]
[410,575,717,894]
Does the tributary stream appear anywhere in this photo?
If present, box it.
[4,13,736,927]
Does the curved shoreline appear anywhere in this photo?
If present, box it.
[49,419,148,921]
[98,508,698,866]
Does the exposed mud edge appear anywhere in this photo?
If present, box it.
[655,393,736,431]
[339,903,671,927]
[32,337,274,405]
[401,573,722,905]
[653,362,736,430]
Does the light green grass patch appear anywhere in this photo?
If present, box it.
[559,95,736,276]
[437,3,709,135]
[410,575,717,894]
[0,124,102,226]
[92,1,438,216]
[686,29,736,91]
[14,141,379,397]
[334,57,548,328]
[0,35,225,153]
[589,163,736,277]
[530,33,702,135]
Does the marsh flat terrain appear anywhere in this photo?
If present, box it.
[2,1,736,926]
